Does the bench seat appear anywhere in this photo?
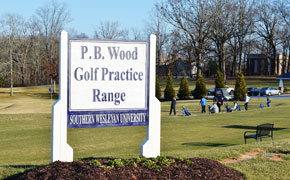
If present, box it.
[244,123,274,144]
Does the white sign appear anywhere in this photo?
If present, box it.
[69,41,148,110]
[51,31,160,162]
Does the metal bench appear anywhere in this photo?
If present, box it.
[244,123,274,144]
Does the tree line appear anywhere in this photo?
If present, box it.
[152,0,290,80]
[0,1,71,93]
[1,0,290,91]
[0,1,146,91]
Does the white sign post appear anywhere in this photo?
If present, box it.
[141,35,160,157]
[51,31,160,162]
[51,31,73,162]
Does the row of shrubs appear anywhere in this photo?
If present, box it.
[156,70,247,101]
[88,156,192,172]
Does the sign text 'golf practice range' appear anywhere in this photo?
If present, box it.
[51,31,160,162]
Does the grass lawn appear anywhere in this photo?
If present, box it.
[1,81,290,179]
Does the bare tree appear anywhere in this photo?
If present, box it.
[34,0,71,92]
[29,21,46,86]
[14,21,35,86]
[228,35,239,76]
[276,0,290,28]
[277,0,290,72]
[255,0,280,75]
[0,14,26,96]
[236,0,255,72]
[209,0,243,80]
[227,0,255,75]
[158,0,213,79]
[278,26,290,74]
[145,8,170,76]
[94,21,128,40]
[131,28,144,40]
[165,30,183,76]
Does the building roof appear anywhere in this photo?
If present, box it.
[276,72,290,79]
[247,54,267,59]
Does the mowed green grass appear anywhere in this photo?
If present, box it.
[1,82,290,179]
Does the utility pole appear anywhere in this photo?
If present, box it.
[10,45,13,96]
[9,23,13,96]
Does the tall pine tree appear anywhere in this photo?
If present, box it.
[177,71,190,99]
[215,70,226,88]
[193,73,207,99]
[234,72,247,100]
[164,70,176,101]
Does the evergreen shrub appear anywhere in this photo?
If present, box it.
[177,71,190,100]
[215,70,226,88]
[155,76,162,100]
[193,73,207,99]
[164,70,176,101]
[234,72,247,100]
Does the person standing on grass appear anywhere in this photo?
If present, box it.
[200,96,207,113]
[267,95,271,107]
[244,94,250,110]
[169,97,177,115]
[216,96,223,112]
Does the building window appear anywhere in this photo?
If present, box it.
[254,60,258,73]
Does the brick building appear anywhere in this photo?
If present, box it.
[247,54,289,76]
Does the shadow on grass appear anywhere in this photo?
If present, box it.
[80,156,114,161]
[0,165,40,168]
[222,125,287,131]
[27,93,59,100]
[182,142,237,147]
[1,165,40,180]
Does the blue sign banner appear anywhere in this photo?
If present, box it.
[68,110,148,128]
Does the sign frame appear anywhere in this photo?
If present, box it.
[51,31,160,162]
[67,39,150,128]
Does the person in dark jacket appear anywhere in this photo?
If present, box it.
[216,96,224,112]
[170,97,176,115]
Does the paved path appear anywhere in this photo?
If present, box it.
[250,95,290,99]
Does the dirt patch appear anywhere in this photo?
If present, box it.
[221,151,285,164]
[263,154,285,161]
[221,152,260,164]
[5,157,245,180]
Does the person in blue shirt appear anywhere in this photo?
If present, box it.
[267,95,271,107]
[200,96,207,113]
[225,103,232,112]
